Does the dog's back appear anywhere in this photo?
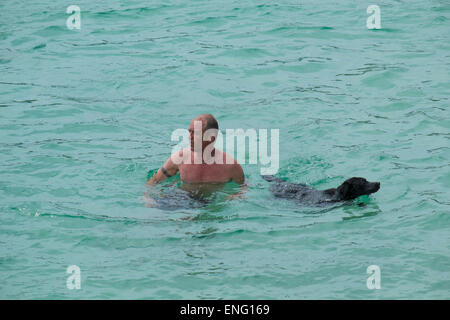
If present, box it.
[262,175,380,205]
[262,175,327,204]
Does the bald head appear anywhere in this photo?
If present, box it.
[189,114,219,151]
[193,114,218,132]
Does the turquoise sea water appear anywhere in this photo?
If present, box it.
[1,0,449,299]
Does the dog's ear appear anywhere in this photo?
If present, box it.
[336,181,351,200]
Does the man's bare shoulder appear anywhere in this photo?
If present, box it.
[218,150,241,166]
[218,150,244,183]
[170,148,190,165]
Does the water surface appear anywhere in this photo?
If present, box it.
[0,0,449,299]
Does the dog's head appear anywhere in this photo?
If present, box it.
[336,177,380,201]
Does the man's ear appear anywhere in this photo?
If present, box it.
[203,129,217,144]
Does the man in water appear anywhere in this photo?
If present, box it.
[147,114,245,186]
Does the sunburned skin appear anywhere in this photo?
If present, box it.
[175,148,240,184]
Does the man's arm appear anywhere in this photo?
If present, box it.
[231,163,245,185]
[229,163,247,199]
[147,155,179,185]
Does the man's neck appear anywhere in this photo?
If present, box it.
[191,147,216,164]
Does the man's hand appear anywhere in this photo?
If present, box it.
[147,154,179,185]
[228,184,248,200]
[143,192,157,207]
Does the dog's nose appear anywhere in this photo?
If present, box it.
[374,182,380,190]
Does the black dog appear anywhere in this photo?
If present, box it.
[262,176,380,205]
